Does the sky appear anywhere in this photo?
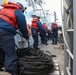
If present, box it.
[44,0,62,24]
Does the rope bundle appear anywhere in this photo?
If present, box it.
[17,48,55,75]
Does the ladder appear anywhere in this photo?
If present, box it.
[62,0,76,75]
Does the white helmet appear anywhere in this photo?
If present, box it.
[36,13,41,18]
[17,0,29,12]
[17,2,27,12]
[8,0,28,12]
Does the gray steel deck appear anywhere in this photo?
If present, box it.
[39,40,64,75]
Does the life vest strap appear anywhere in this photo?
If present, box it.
[0,14,16,25]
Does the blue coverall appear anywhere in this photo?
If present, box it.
[52,28,58,44]
[42,33,48,44]
[32,20,47,49]
[0,10,29,74]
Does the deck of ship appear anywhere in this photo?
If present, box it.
[0,40,64,75]
[39,40,64,75]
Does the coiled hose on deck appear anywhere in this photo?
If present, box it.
[17,48,55,75]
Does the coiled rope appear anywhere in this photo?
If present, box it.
[17,48,55,75]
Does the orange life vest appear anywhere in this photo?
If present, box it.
[0,2,22,29]
[31,18,39,29]
[39,24,47,34]
[43,24,47,30]
[39,30,42,34]
[53,23,58,29]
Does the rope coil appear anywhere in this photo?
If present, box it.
[17,48,55,75]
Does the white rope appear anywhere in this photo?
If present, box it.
[61,0,73,72]
[60,0,70,50]
[63,0,69,9]
[66,11,73,29]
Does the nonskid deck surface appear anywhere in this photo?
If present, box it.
[39,40,64,75]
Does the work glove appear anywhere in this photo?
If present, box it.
[26,38,29,42]
[46,33,48,36]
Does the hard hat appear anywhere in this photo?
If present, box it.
[31,12,41,18]
[8,0,28,7]
[35,14,41,18]
[7,0,28,12]
[35,15,40,18]
[17,2,27,12]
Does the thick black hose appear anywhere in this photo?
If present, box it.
[17,48,55,75]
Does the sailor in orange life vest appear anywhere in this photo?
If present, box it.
[31,15,47,49]
[40,23,48,45]
[51,22,58,45]
[0,2,29,75]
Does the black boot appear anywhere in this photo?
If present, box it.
[0,62,4,71]
[45,43,48,45]
[12,73,18,75]
[51,43,54,44]
[35,48,40,50]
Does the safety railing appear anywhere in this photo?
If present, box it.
[62,0,76,74]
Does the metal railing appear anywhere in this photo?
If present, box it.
[61,0,76,75]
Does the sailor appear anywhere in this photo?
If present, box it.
[0,2,29,75]
[31,15,47,49]
[41,23,48,45]
[51,22,58,45]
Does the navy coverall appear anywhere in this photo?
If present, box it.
[0,10,29,74]
[32,20,47,49]
[52,28,58,44]
[42,33,48,44]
